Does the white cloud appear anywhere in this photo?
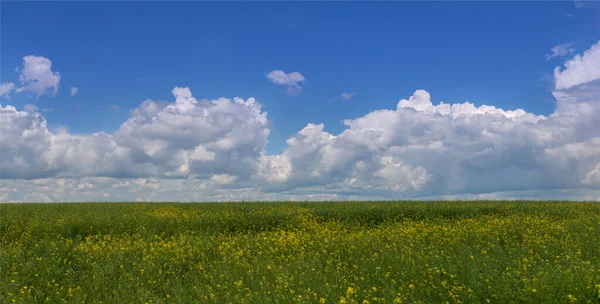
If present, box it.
[395,89,544,121]
[24,104,39,113]
[0,87,270,183]
[341,92,355,100]
[546,43,575,60]
[266,70,305,95]
[554,40,600,90]
[71,87,78,96]
[15,55,61,98]
[266,70,305,86]
[256,85,598,197]
[0,82,15,99]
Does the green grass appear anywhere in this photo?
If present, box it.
[1,201,599,303]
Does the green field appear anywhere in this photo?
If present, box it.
[1,201,599,303]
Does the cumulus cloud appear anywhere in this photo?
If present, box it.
[0,82,15,99]
[554,40,600,90]
[546,43,575,60]
[256,85,599,197]
[71,87,78,96]
[266,70,305,95]
[0,86,270,182]
[15,55,61,97]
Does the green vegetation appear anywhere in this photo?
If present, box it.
[1,201,599,303]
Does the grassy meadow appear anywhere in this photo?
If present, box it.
[1,201,599,303]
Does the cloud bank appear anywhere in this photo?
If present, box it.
[1,41,600,202]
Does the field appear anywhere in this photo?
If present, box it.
[1,201,599,303]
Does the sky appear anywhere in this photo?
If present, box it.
[1,1,600,202]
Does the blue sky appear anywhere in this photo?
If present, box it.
[1,1,599,202]
[2,1,597,154]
